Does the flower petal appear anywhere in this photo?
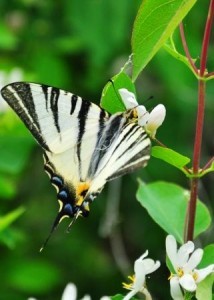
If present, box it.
[123,288,138,300]
[177,241,195,267]
[62,283,77,300]
[179,274,197,292]
[139,259,160,274]
[170,277,184,300]
[81,295,91,300]
[184,248,203,272]
[119,89,138,109]
[194,264,214,283]
[138,250,149,261]
[100,297,111,300]
[145,104,166,137]
[137,106,149,126]
[166,235,178,271]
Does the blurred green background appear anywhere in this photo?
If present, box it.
[0,1,213,299]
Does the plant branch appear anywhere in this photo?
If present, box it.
[186,79,206,241]
[185,0,214,241]
[200,0,214,76]
[179,23,198,75]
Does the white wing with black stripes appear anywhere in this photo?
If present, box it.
[1,82,151,240]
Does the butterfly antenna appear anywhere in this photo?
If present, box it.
[143,95,154,106]
[66,209,81,233]
[108,79,121,101]
[39,212,62,252]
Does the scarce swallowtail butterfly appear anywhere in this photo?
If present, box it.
[1,82,165,248]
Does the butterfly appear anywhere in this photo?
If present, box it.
[1,82,151,247]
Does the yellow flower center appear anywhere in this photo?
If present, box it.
[177,267,184,277]
[192,271,198,281]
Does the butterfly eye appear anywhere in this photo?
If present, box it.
[58,190,68,202]
[51,176,63,188]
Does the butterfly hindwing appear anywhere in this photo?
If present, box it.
[87,113,151,194]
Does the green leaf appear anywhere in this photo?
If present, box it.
[131,0,197,81]
[198,244,214,268]
[0,207,25,232]
[196,274,214,300]
[100,72,135,114]
[163,36,196,73]
[152,146,190,169]
[136,181,211,244]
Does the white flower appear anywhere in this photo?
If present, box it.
[28,282,110,300]
[0,68,23,112]
[166,235,214,300]
[119,88,166,137]
[123,250,160,300]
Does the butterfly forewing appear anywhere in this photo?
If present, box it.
[1,82,108,154]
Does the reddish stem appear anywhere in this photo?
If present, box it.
[185,1,214,241]
[200,0,214,76]
[186,178,198,241]
[179,23,198,75]
[186,80,205,241]
[192,80,206,174]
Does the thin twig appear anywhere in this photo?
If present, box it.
[179,23,199,75]
[201,156,214,172]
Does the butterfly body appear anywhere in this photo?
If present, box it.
[1,82,151,230]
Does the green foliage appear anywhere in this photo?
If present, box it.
[0,1,213,299]
[0,206,25,232]
[198,244,214,268]
[131,0,197,80]
[137,181,211,243]
[163,36,197,74]
[196,274,214,300]
[0,112,35,175]
[152,146,190,171]
[6,259,61,293]
[0,23,18,50]
[100,72,135,114]
[0,175,16,198]
[111,294,124,300]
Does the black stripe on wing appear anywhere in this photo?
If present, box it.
[70,95,78,115]
[50,87,60,133]
[77,100,91,180]
[107,138,150,181]
[1,82,51,151]
[91,118,151,182]
[88,113,125,177]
